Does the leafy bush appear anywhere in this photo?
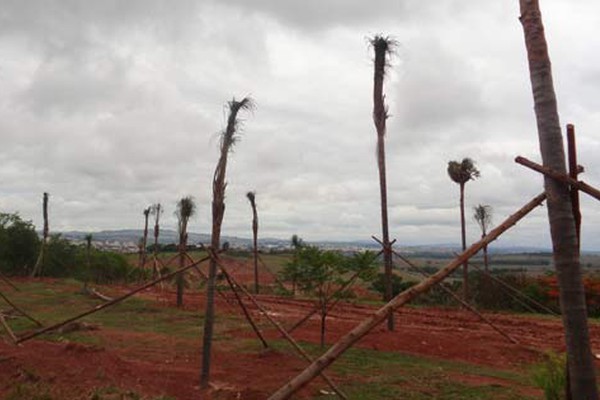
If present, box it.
[0,212,40,275]
[370,273,416,297]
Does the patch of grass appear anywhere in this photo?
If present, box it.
[264,340,535,400]
[5,383,53,400]
[5,279,258,346]
[331,347,534,399]
[530,351,566,400]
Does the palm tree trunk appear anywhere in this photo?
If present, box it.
[176,240,186,307]
[373,38,394,332]
[459,183,468,300]
[140,211,149,269]
[252,208,259,294]
[201,97,252,389]
[320,301,327,349]
[519,1,598,397]
[482,240,489,273]
[152,205,161,279]
[31,192,49,277]
[201,194,224,388]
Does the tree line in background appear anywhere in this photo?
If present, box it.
[0,212,134,283]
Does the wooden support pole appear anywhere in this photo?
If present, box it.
[208,250,269,349]
[257,253,290,290]
[391,250,519,344]
[467,258,559,316]
[567,124,582,247]
[516,156,600,202]
[0,314,18,344]
[268,192,546,400]
[285,250,382,335]
[0,290,42,327]
[183,253,237,309]
[208,253,348,400]
[0,271,19,291]
[16,254,213,344]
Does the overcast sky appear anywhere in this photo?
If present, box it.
[1,1,599,250]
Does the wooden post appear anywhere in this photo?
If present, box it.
[516,156,600,202]
[209,254,348,399]
[467,258,559,315]
[566,124,581,247]
[207,250,269,349]
[0,290,43,327]
[391,250,519,344]
[285,250,382,335]
[268,192,546,399]
[16,254,213,344]
[0,271,19,291]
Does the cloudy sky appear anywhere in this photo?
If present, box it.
[1,1,599,250]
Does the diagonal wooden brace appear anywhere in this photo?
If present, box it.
[515,156,600,202]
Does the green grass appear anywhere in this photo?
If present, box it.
[237,339,537,399]
[331,346,533,399]
[5,279,249,344]
[3,278,540,399]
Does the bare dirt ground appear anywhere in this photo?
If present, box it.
[2,263,599,399]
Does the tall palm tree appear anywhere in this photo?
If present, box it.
[175,196,196,307]
[201,97,254,388]
[31,192,49,277]
[246,191,259,294]
[139,207,151,270]
[84,233,93,289]
[370,35,396,331]
[151,203,162,279]
[473,205,492,272]
[519,1,597,397]
[447,158,480,300]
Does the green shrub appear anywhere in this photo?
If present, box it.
[370,273,416,297]
[0,212,40,275]
[531,351,567,400]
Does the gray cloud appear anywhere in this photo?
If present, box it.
[0,0,599,250]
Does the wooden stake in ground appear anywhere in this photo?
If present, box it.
[519,6,597,395]
[207,249,268,349]
[268,192,546,399]
[201,97,254,389]
[370,35,396,332]
[566,124,582,246]
[31,192,49,277]
[209,253,347,399]
[16,254,212,344]
[0,289,43,327]
[246,191,260,294]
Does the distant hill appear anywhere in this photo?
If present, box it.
[53,229,558,254]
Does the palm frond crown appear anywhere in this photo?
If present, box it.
[447,158,480,185]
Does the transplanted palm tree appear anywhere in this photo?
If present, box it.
[473,205,492,272]
[139,207,151,270]
[84,233,93,289]
[447,158,480,300]
[519,1,597,396]
[370,34,396,331]
[150,203,162,279]
[246,191,259,294]
[31,192,49,277]
[201,96,254,389]
[176,196,196,308]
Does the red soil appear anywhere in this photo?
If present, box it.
[2,270,599,399]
